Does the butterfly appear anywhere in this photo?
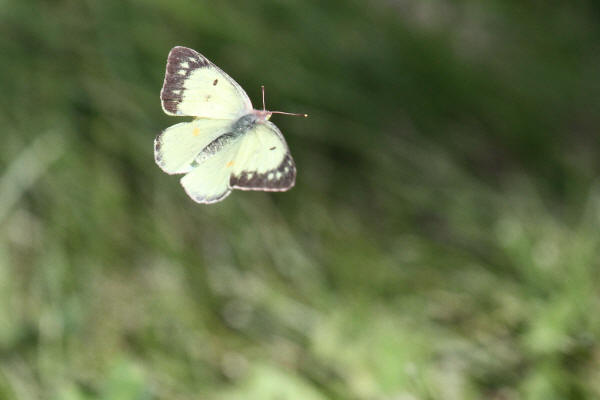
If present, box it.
[155,46,306,204]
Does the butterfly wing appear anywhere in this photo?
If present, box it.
[154,118,232,175]
[179,134,240,204]
[179,121,296,204]
[230,121,296,191]
[161,46,252,119]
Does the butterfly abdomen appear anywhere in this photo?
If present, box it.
[191,132,239,168]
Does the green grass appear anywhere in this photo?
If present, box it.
[1,1,600,399]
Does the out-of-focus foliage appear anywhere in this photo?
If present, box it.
[1,0,600,399]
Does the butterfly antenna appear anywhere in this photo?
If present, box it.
[262,85,308,117]
[270,111,309,117]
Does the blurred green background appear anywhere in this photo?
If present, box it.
[1,0,600,399]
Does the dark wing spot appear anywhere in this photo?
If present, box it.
[269,146,276,151]
[213,79,218,86]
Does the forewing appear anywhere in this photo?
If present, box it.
[154,118,232,175]
[160,46,252,119]
[230,121,296,191]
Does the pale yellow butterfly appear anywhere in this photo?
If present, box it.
[155,46,307,204]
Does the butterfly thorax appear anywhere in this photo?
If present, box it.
[231,111,271,135]
[231,114,257,135]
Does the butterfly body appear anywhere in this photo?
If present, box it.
[156,46,302,204]
[231,112,266,135]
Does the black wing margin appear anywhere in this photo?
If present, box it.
[160,46,210,115]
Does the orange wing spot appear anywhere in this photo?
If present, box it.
[192,127,200,136]
[226,161,234,167]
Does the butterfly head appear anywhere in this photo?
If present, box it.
[253,109,273,121]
